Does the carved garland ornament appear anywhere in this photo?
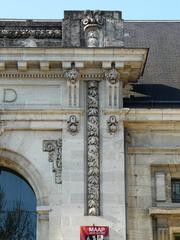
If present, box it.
[87,81,100,216]
[43,139,62,184]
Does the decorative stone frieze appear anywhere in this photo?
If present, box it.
[87,80,100,216]
[0,29,62,39]
[65,68,80,107]
[67,115,79,135]
[43,139,62,184]
[107,115,119,134]
[105,68,121,108]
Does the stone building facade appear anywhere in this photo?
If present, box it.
[0,10,180,240]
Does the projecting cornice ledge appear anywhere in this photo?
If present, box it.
[0,47,148,83]
[149,207,180,216]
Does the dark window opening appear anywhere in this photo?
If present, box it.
[174,234,180,240]
[0,168,36,240]
[172,179,180,203]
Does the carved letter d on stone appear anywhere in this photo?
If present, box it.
[3,88,17,103]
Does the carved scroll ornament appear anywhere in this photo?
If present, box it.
[87,81,100,216]
[43,139,62,184]
[82,10,104,29]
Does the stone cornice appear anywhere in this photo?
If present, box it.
[104,108,180,122]
[149,207,180,216]
[0,48,148,83]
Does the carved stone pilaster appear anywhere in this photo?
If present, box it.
[43,139,62,184]
[67,115,79,135]
[105,68,121,108]
[107,115,119,134]
[82,10,104,47]
[65,68,80,107]
[87,80,100,216]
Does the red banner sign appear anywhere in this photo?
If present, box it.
[80,226,109,240]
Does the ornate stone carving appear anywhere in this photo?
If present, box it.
[82,10,104,29]
[65,68,80,107]
[67,115,79,135]
[105,68,120,84]
[87,80,100,216]
[43,139,62,184]
[87,30,99,47]
[0,29,62,39]
[82,10,104,48]
[105,68,120,108]
[107,115,119,134]
[65,68,79,84]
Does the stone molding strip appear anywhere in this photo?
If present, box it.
[128,147,180,155]
[0,72,104,80]
[149,207,180,216]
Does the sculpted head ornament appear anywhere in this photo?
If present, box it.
[105,68,120,84]
[65,68,79,84]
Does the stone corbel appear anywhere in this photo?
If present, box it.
[43,139,62,184]
[105,67,121,108]
[67,115,79,135]
[65,65,80,107]
[107,115,119,134]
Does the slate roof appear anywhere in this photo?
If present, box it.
[124,21,180,107]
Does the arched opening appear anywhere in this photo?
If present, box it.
[0,167,36,239]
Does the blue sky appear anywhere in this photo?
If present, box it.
[0,0,179,20]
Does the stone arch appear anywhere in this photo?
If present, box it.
[0,147,49,206]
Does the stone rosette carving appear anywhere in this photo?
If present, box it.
[105,68,120,84]
[43,139,62,184]
[87,80,100,216]
[107,115,119,134]
[82,10,104,30]
[65,68,80,84]
[0,29,62,39]
[67,115,79,135]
